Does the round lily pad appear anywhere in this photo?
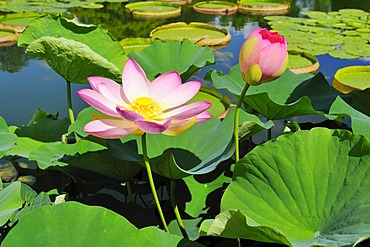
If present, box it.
[150,22,231,46]
[287,50,319,74]
[193,1,238,15]
[332,66,370,94]
[154,0,191,5]
[237,1,290,15]
[328,49,360,59]
[120,37,153,53]
[0,30,17,46]
[125,1,181,19]
[0,12,43,33]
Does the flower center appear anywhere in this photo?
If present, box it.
[130,97,162,119]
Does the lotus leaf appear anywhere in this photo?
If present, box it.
[129,39,215,81]
[18,15,126,82]
[0,117,17,159]
[2,202,197,246]
[200,128,370,246]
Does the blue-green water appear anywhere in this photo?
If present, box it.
[0,0,369,125]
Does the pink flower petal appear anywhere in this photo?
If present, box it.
[116,107,144,122]
[87,76,129,105]
[259,42,288,78]
[148,72,182,101]
[248,28,262,38]
[84,119,137,139]
[162,101,211,120]
[162,117,197,136]
[135,119,171,134]
[77,89,120,117]
[195,111,212,124]
[122,58,150,103]
[159,81,202,110]
[239,37,260,72]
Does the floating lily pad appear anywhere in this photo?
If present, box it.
[0,31,17,46]
[237,1,290,15]
[150,22,231,46]
[266,8,370,58]
[328,49,360,59]
[193,1,238,15]
[120,37,153,53]
[0,13,43,33]
[332,66,370,94]
[287,51,319,74]
[125,1,181,19]
[153,0,192,5]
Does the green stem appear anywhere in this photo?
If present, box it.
[66,80,75,124]
[126,181,133,202]
[66,80,79,142]
[170,180,188,238]
[233,83,250,163]
[142,133,169,233]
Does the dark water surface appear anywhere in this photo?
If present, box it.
[0,0,369,125]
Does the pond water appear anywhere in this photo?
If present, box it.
[0,0,369,126]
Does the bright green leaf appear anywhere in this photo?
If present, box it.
[128,39,215,81]
[201,128,370,246]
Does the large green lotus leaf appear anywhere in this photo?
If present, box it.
[128,39,215,81]
[68,107,102,138]
[188,86,230,118]
[238,108,274,141]
[139,226,203,246]
[0,182,36,227]
[25,36,122,84]
[11,192,52,224]
[18,15,125,82]
[2,201,197,246]
[201,128,370,246]
[199,209,291,245]
[15,117,70,142]
[66,150,143,181]
[107,107,236,178]
[0,117,17,159]
[28,140,106,169]
[351,89,370,117]
[6,137,43,159]
[329,97,370,140]
[183,173,230,218]
[210,65,340,119]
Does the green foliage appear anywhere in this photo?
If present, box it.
[18,14,126,83]
[0,117,17,159]
[2,201,200,246]
[210,65,341,119]
[128,39,215,81]
[200,128,370,246]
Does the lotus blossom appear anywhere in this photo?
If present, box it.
[77,58,212,138]
[239,28,288,85]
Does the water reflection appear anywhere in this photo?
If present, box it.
[0,45,33,73]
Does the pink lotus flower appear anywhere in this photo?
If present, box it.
[239,28,288,86]
[77,58,212,139]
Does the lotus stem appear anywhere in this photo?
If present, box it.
[234,83,250,162]
[66,80,75,124]
[126,181,133,202]
[66,80,79,142]
[142,133,170,233]
[170,180,188,238]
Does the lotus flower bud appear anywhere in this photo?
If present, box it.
[239,28,288,86]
